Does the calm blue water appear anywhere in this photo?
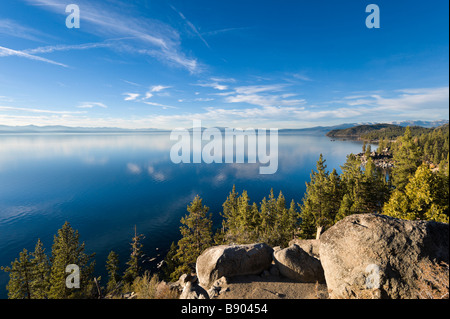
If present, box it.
[0,132,367,298]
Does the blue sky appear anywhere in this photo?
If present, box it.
[0,0,448,129]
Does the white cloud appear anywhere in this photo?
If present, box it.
[143,101,178,110]
[123,93,140,101]
[234,84,285,95]
[196,82,229,91]
[22,41,113,55]
[144,92,154,100]
[24,0,200,72]
[77,102,108,109]
[150,85,171,92]
[0,105,85,114]
[195,98,215,102]
[338,87,449,115]
[210,77,236,83]
[0,45,68,67]
[1,87,447,130]
[291,73,312,82]
[225,94,305,107]
[0,19,50,42]
[223,84,305,107]
[170,5,210,49]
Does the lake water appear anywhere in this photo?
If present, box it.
[0,132,367,298]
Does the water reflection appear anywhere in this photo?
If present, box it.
[0,132,366,298]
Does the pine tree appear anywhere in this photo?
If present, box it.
[365,144,372,158]
[172,195,212,279]
[105,250,120,293]
[336,193,356,221]
[392,126,421,191]
[1,249,33,299]
[218,186,240,243]
[30,239,50,298]
[161,242,179,282]
[48,221,95,299]
[299,154,341,239]
[235,190,256,243]
[123,226,145,284]
[276,199,299,246]
[383,164,449,223]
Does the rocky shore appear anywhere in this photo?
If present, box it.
[356,149,394,169]
[173,214,448,299]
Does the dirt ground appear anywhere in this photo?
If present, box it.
[214,274,329,299]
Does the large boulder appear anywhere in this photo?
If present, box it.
[320,214,449,299]
[273,244,325,283]
[196,243,273,288]
[289,239,321,258]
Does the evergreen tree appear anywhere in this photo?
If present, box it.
[123,226,145,284]
[392,126,422,191]
[276,199,299,246]
[383,164,449,223]
[299,154,342,239]
[30,239,50,298]
[378,137,386,153]
[172,195,213,279]
[365,144,372,158]
[48,221,95,299]
[336,193,356,221]
[1,249,33,299]
[105,250,120,293]
[161,242,179,282]
[232,190,258,243]
[216,186,239,244]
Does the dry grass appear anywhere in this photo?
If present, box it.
[132,272,180,299]
[415,259,449,299]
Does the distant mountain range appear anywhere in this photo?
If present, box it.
[326,121,449,140]
[0,120,448,134]
[0,125,166,133]
[357,120,449,129]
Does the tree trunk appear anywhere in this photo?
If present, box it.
[316,226,324,240]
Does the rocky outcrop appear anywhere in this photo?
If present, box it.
[179,281,209,299]
[196,243,273,288]
[319,213,449,299]
[273,244,325,283]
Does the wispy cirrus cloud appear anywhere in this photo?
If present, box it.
[223,84,305,107]
[143,101,178,110]
[122,85,172,103]
[23,0,200,72]
[76,102,108,109]
[150,85,171,93]
[0,19,50,42]
[336,87,449,114]
[22,41,114,55]
[170,4,210,49]
[196,82,229,91]
[0,45,68,67]
[0,105,85,114]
